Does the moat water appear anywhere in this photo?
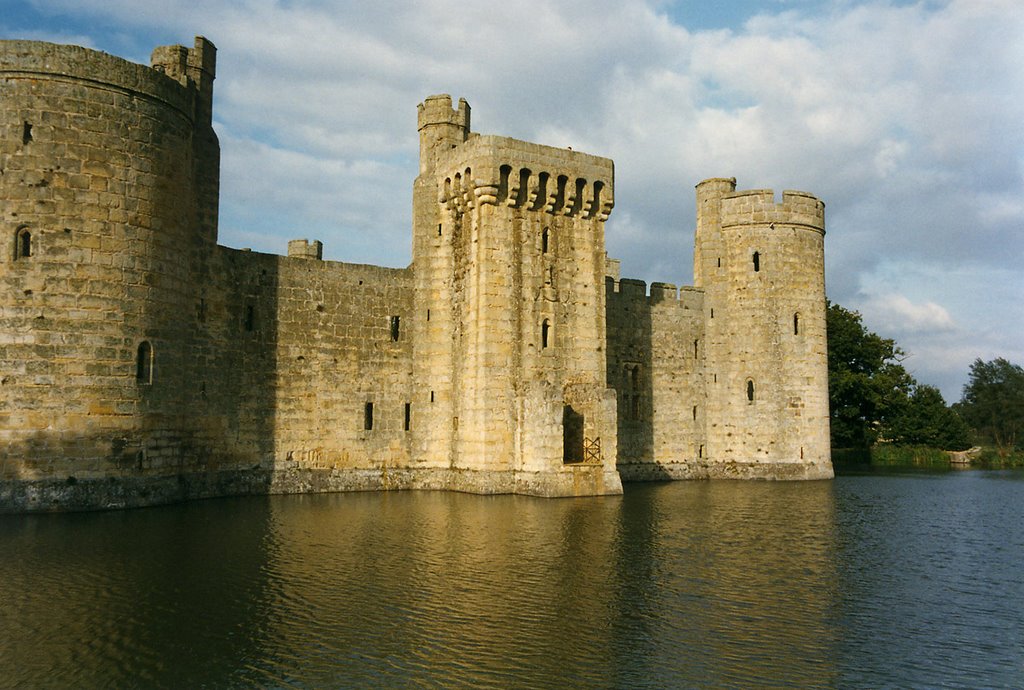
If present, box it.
[1,469,1022,688]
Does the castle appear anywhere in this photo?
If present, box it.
[0,37,832,512]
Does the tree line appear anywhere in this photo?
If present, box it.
[827,302,1023,457]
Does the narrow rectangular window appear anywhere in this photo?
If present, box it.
[244,305,255,332]
[364,402,374,430]
[404,402,411,431]
[136,341,153,384]
[390,315,400,341]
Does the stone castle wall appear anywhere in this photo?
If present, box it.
[606,278,708,480]
[0,39,423,510]
[0,39,831,512]
[0,39,218,496]
[260,253,414,473]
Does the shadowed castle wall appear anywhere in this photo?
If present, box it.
[0,39,419,510]
[606,278,707,480]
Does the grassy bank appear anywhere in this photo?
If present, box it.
[972,447,1024,468]
[833,445,1024,469]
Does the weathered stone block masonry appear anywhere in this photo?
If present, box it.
[0,37,832,512]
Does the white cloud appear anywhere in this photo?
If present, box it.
[873,139,908,178]
[857,293,956,335]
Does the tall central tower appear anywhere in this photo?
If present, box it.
[411,95,621,496]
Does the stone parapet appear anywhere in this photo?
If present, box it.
[435,135,614,219]
[287,238,323,260]
[720,189,825,234]
[0,39,195,123]
[606,279,705,310]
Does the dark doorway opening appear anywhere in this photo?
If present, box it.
[563,405,585,464]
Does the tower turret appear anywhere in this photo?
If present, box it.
[694,177,735,289]
[417,94,470,174]
[698,181,832,479]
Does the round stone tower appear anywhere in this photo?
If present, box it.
[0,38,220,501]
[695,179,832,479]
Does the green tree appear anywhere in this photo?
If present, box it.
[826,301,914,448]
[957,358,1024,456]
[887,384,971,450]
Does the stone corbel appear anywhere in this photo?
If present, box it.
[563,182,579,217]
[474,182,499,206]
[596,191,614,221]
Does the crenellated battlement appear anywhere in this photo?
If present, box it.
[720,188,825,233]
[417,94,470,174]
[287,238,323,260]
[151,36,214,85]
[649,282,678,303]
[606,277,705,309]
[417,94,470,133]
[434,135,614,219]
[149,36,216,127]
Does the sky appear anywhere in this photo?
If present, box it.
[2,0,1021,402]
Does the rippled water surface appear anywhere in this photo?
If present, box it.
[1,470,1022,688]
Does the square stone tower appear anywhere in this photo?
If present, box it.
[411,95,622,496]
